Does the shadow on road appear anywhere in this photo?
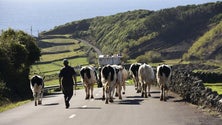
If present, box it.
[173,99,187,103]
[70,107,102,110]
[150,90,160,94]
[118,99,144,105]
[116,96,144,105]
[43,92,62,98]
[151,95,175,100]
[42,103,59,106]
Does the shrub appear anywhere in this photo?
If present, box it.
[136,51,162,63]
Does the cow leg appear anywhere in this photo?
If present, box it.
[148,83,151,97]
[34,92,38,106]
[109,85,114,103]
[87,86,90,99]
[122,81,126,95]
[109,91,114,103]
[85,85,89,100]
[137,80,142,93]
[102,86,105,100]
[141,84,144,97]
[144,84,148,98]
[34,100,37,106]
[163,85,167,101]
[160,85,164,101]
[90,84,94,99]
[133,78,137,90]
[117,83,122,100]
[105,86,110,104]
[115,86,118,97]
[38,92,43,105]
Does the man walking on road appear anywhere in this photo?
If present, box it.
[59,59,77,109]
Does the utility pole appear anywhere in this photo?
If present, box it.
[30,26,32,36]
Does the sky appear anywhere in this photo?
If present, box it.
[1,0,221,11]
[0,0,221,36]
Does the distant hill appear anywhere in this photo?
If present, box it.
[41,2,222,60]
[183,20,222,60]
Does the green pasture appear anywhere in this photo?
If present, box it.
[31,35,90,76]
[41,38,84,54]
[40,51,85,62]
[204,83,222,95]
[41,44,80,53]
[31,57,88,76]
[41,38,78,44]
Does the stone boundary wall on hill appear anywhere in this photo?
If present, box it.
[194,72,222,83]
[169,64,222,112]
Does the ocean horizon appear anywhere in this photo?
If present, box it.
[0,0,220,36]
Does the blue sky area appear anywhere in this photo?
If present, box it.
[0,0,221,35]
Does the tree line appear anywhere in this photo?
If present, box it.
[0,29,41,105]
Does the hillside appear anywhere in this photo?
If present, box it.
[41,2,222,60]
[183,20,222,60]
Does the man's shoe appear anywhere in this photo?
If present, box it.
[65,102,70,109]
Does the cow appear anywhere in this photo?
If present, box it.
[30,75,44,106]
[129,63,142,93]
[138,63,155,98]
[101,65,117,104]
[156,64,172,101]
[80,66,97,100]
[112,65,124,100]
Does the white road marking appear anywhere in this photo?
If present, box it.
[82,105,87,108]
[69,114,76,119]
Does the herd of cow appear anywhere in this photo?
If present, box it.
[30,63,172,106]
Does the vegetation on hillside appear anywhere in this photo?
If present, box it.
[183,21,222,60]
[0,29,41,105]
[42,2,222,62]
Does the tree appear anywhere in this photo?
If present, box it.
[0,29,41,100]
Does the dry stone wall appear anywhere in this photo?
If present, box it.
[169,64,222,112]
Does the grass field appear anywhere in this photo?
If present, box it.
[204,83,222,95]
[30,35,90,86]
[41,38,77,44]
[31,57,88,75]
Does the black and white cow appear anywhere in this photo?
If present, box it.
[129,63,142,93]
[30,75,44,106]
[101,65,117,104]
[80,66,97,100]
[156,64,172,101]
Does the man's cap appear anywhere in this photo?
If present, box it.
[63,59,69,64]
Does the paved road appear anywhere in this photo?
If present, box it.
[0,86,222,125]
[77,39,102,55]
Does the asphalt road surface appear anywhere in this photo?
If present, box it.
[0,86,222,125]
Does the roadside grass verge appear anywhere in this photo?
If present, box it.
[0,100,31,113]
